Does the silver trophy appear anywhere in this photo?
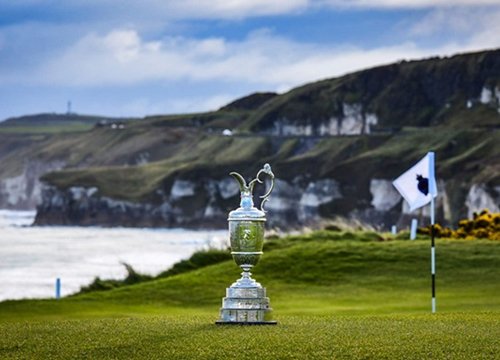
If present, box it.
[216,163,277,325]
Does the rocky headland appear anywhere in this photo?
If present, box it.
[0,49,498,230]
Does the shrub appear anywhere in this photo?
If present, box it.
[77,249,232,295]
[157,249,231,278]
[418,209,500,240]
[78,262,152,294]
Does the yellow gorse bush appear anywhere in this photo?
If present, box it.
[418,209,500,240]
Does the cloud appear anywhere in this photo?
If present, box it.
[5,21,496,93]
[410,8,473,36]
[159,94,236,114]
[320,0,500,9]
[1,1,500,119]
[34,29,230,86]
[15,29,397,87]
[3,0,498,21]
[466,15,500,51]
[0,0,310,22]
[164,0,309,18]
[98,93,237,117]
[409,8,500,50]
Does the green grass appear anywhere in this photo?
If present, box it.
[0,113,134,134]
[41,134,274,201]
[0,313,498,359]
[0,123,94,134]
[0,234,499,359]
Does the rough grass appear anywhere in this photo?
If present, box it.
[0,235,499,359]
[41,134,273,201]
[0,113,133,134]
[0,123,94,134]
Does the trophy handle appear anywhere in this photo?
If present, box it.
[229,172,248,193]
[249,164,275,212]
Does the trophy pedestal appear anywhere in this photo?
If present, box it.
[216,286,277,325]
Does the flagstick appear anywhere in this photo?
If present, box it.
[430,196,436,313]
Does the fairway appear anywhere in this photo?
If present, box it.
[1,313,498,359]
[1,235,499,359]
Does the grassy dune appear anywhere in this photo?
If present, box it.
[0,233,499,359]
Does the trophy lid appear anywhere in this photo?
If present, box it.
[228,206,266,222]
[227,164,274,222]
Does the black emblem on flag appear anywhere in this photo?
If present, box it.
[416,174,429,195]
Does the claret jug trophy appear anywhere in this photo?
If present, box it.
[216,163,277,325]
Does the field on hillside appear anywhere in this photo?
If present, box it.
[0,233,499,359]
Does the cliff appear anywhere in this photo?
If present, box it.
[1,49,499,230]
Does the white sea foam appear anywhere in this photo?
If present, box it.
[0,210,227,301]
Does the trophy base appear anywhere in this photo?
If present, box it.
[216,286,277,325]
[215,321,277,325]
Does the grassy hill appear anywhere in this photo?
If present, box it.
[242,49,500,132]
[0,113,139,134]
[0,232,498,358]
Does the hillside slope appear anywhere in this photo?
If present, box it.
[1,235,499,317]
[243,49,500,134]
[0,236,498,359]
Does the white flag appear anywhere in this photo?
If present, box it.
[392,152,437,211]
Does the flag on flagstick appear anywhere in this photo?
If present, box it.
[392,152,438,313]
[392,152,437,212]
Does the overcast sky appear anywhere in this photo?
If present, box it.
[1,0,499,120]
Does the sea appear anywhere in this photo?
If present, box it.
[0,210,227,301]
